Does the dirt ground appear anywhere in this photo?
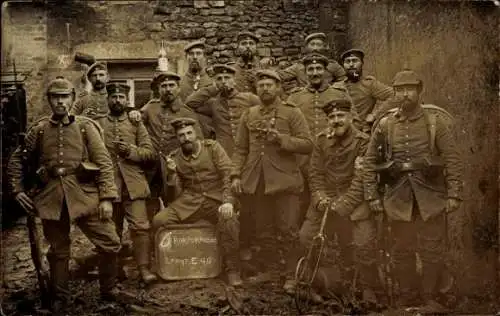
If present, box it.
[1,218,499,316]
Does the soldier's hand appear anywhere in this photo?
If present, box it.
[98,200,113,221]
[15,192,36,216]
[231,178,242,194]
[218,203,234,220]
[316,198,331,213]
[165,156,177,173]
[446,198,461,213]
[368,199,384,214]
[114,141,131,157]
[266,128,282,144]
[128,110,142,122]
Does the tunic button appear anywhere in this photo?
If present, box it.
[59,144,63,148]
[59,152,63,156]
[59,160,63,164]
[260,152,264,156]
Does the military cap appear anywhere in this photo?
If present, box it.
[170,117,197,130]
[255,69,281,83]
[86,61,108,78]
[305,32,327,44]
[392,68,422,87]
[322,98,352,115]
[184,40,206,53]
[213,64,237,75]
[237,31,260,43]
[302,53,329,67]
[150,71,181,90]
[47,76,75,95]
[340,49,365,62]
[106,82,131,95]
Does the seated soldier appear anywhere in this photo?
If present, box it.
[152,117,242,286]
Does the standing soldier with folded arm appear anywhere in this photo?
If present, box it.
[363,69,463,312]
[100,82,157,284]
[7,77,121,313]
[231,70,313,289]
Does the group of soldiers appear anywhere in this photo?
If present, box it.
[7,30,463,314]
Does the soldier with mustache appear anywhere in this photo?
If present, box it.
[140,72,203,218]
[279,32,346,95]
[340,49,393,133]
[179,40,214,138]
[232,31,264,94]
[152,117,242,286]
[363,69,463,312]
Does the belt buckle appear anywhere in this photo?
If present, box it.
[400,162,412,170]
[55,167,66,176]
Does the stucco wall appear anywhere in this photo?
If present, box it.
[348,0,499,296]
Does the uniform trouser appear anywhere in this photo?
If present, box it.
[239,195,255,252]
[390,206,446,302]
[113,197,151,267]
[146,169,163,222]
[299,205,377,291]
[152,198,240,272]
[42,200,121,301]
[244,174,301,275]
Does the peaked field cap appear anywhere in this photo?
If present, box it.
[184,40,206,53]
[150,71,181,90]
[392,68,422,86]
[340,49,365,62]
[170,117,197,130]
[86,62,108,78]
[305,32,326,44]
[213,64,237,75]
[302,53,329,67]
[47,76,75,94]
[255,69,281,83]
[237,31,260,43]
[106,82,131,95]
[322,98,352,115]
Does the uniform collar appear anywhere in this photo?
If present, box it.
[107,112,128,121]
[395,104,424,122]
[161,98,183,112]
[259,97,281,114]
[49,114,74,126]
[306,79,330,93]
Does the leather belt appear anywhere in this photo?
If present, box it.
[49,167,76,177]
[396,162,426,172]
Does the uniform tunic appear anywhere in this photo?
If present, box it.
[186,86,260,157]
[70,89,109,126]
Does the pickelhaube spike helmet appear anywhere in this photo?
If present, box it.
[392,68,423,88]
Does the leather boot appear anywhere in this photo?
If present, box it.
[132,233,157,284]
[99,252,119,301]
[48,255,71,313]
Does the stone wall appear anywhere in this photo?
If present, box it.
[2,0,350,123]
[348,0,499,297]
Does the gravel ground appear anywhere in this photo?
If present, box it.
[1,218,498,316]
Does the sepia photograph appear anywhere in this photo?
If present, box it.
[1,0,499,315]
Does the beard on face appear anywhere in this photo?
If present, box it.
[309,74,322,86]
[219,85,233,96]
[161,92,176,103]
[93,81,105,90]
[181,140,194,155]
[346,69,362,81]
[189,60,202,73]
[259,91,275,103]
[109,102,125,114]
[240,49,254,62]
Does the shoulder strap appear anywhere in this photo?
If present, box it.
[385,114,395,160]
[422,110,437,156]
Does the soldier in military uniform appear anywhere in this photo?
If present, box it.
[152,117,242,286]
[363,69,463,311]
[292,99,378,305]
[232,31,263,94]
[185,64,260,261]
[231,70,313,287]
[278,32,346,94]
[7,77,121,312]
[179,40,213,101]
[70,62,110,126]
[286,53,350,223]
[140,72,203,216]
[340,49,393,133]
[100,82,157,284]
